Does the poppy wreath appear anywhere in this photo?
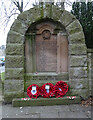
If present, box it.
[40,83,55,98]
[54,81,69,98]
[27,84,40,99]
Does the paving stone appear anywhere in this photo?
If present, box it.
[1,104,92,118]
[59,111,88,118]
[40,112,59,118]
[3,113,40,118]
[57,105,70,112]
[69,104,85,112]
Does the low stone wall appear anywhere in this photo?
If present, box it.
[87,49,93,96]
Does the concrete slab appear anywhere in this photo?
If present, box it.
[1,104,92,119]
[40,112,59,118]
[59,111,88,118]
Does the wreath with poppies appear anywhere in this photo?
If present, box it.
[54,81,69,98]
[27,81,69,99]
[40,83,55,98]
[27,84,40,99]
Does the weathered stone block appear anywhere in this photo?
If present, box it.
[66,20,82,35]
[69,67,87,79]
[10,19,27,35]
[5,55,24,68]
[18,10,29,21]
[52,5,63,21]
[27,7,42,23]
[5,68,24,80]
[43,4,52,18]
[60,10,76,27]
[69,56,87,67]
[69,44,87,55]
[70,79,88,89]
[68,31,85,44]
[6,44,24,55]
[70,89,89,99]
[7,30,24,43]
[4,80,24,92]
[4,92,24,103]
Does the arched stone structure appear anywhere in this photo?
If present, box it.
[5,4,88,103]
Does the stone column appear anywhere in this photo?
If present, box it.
[87,49,93,96]
[4,30,25,103]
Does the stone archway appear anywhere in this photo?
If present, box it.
[5,4,88,103]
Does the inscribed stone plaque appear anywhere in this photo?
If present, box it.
[36,34,57,72]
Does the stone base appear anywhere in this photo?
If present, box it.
[12,96,81,107]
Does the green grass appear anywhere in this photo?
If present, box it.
[1,72,5,82]
[0,72,5,93]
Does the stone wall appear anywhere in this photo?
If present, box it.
[4,4,88,103]
[87,49,93,97]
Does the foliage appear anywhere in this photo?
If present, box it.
[71,1,93,48]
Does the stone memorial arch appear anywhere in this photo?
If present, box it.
[4,4,88,105]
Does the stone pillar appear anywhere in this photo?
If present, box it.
[67,21,88,98]
[4,31,25,103]
[87,49,93,96]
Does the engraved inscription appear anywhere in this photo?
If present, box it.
[36,35,57,72]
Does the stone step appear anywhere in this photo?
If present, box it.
[12,96,81,107]
[25,72,69,82]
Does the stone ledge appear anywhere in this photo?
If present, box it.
[12,96,81,107]
[25,72,69,81]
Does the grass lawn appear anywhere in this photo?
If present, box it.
[1,72,5,82]
[0,72,5,92]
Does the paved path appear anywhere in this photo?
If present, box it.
[0,103,92,119]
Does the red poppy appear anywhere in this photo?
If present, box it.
[54,81,69,98]
[27,84,40,99]
[40,83,55,98]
